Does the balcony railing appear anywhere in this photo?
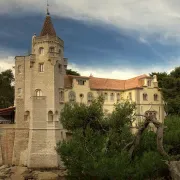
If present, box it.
[31,96,46,100]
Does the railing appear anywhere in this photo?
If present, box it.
[31,96,46,100]
[0,120,14,124]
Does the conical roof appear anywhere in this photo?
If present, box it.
[40,14,56,36]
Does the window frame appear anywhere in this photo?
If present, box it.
[39,63,44,72]
[35,89,42,97]
[143,93,148,101]
[39,47,44,55]
[154,94,158,101]
[69,91,76,102]
[110,93,114,101]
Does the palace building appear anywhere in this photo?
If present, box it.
[0,9,164,168]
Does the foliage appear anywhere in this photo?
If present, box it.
[0,69,14,108]
[149,72,168,88]
[66,69,80,76]
[164,115,180,157]
[150,66,180,115]
[57,98,169,179]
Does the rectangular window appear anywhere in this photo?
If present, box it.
[77,80,85,85]
[129,92,132,100]
[39,63,44,72]
[147,80,151,86]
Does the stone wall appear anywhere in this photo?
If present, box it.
[0,124,15,165]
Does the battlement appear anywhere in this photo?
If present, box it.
[34,35,64,47]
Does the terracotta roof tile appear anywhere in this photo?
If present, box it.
[0,107,15,115]
[40,15,56,36]
[64,74,149,90]
[90,77,125,90]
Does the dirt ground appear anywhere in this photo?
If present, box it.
[0,165,66,180]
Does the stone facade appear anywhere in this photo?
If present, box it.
[0,10,165,168]
[12,13,66,168]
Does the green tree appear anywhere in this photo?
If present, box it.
[150,66,180,115]
[149,72,168,88]
[66,69,80,76]
[57,97,169,179]
[164,115,180,158]
[0,69,14,108]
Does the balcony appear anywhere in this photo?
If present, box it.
[31,96,46,100]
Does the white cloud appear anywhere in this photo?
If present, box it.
[67,62,177,79]
[1,0,180,43]
[0,56,14,73]
[0,53,178,79]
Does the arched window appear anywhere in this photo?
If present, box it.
[145,111,156,119]
[39,47,44,55]
[143,93,148,101]
[69,91,76,102]
[129,92,132,100]
[59,90,64,102]
[35,89,42,96]
[24,111,30,121]
[48,111,53,121]
[117,93,120,102]
[87,92,93,103]
[58,64,62,73]
[17,88,22,97]
[147,80,151,86]
[49,47,55,53]
[79,93,84,103]
[110,93,114,101]
[154,94,158,101]
[104,93,108,101]
[55,111,59,121]
[18,65,22,74]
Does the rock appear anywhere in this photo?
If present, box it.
[169,161,180,180]
[0,171,9,179]
[10,166,28,180]
[33,171,59,180]
[0,165,9,170]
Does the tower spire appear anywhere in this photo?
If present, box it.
[40,1,56,36]
[47,0,50,15]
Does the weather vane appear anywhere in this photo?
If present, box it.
[47,0,50,15]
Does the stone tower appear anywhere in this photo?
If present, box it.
[12,10,67,168]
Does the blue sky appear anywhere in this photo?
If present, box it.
[0,0,180,79]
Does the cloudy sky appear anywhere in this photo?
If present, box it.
[0,0,180,79]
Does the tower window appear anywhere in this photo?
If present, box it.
[24,111,30,121]
[39,63,44,72]
[49,47,55,53]
[48,111,53,121]
[143,93,148,101]
[35,89,42,96]
[59,49,61,54]
[59,90,64,102]
[59,64,62,73]
[39,47,44,55]
[18,65,22,74]
[17,88,22,96]
[154,94,158,101]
